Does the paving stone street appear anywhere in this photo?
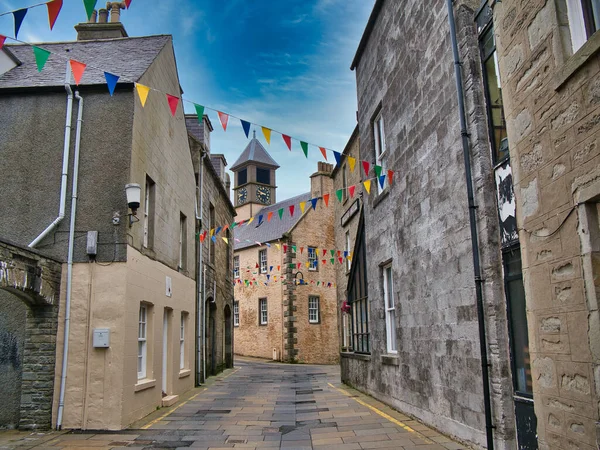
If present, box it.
[0,358,467,450]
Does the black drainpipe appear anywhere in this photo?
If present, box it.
[446,1,494,448]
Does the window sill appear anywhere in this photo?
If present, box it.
[341,352,371,361]
[178,369,191,379]
[554,31,600,91]
[381,354,399,366]
[134,378,156,392]
[372,187,390,209]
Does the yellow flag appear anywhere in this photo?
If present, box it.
[210,228,214,236]
[135,83,150,107]
[222,237,228,244]
[275,243,280,250]
[300,201,306,214]
[363,179,371,194]
[305,262,310,268]
[262,127,271,145]
[247,217,254,224]
[348,156,356,172]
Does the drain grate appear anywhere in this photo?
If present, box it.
[294,400,316,404]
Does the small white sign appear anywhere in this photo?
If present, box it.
[93,328,110,348]
[166,276,172,297]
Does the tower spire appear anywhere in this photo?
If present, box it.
[253,129,256,139]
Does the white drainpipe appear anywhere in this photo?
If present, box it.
[29,62,74,248]
[56,91,84,430]
[196,152,204,384]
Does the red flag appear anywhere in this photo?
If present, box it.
[47,0,63,30]
[277,265,280,271]
[166,94,179,116]
[300,247,304,254]
[124,0,132,7]
[283,245,288,253]
[289,205,295,216]
[297,263,301,269]
[362,161,371,177]
[282,134,292,150]
[339,257,343,264]
[388,170,394,185]
[319,147,327,160]
[218,111,229,131]
[322,259,326,265]
[322,249,327,256]
[256,263,259,268]
[69,60,86,85]
[349,185,356,198]
[0,36,5,50]
[323,193,330,207]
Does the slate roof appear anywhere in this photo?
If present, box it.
[230,137,280,171]
[0,35,170,89]
[234,192,312,250]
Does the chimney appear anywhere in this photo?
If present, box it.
[310,162,333,199]
[88,10,98,23]
[75,2,128,41]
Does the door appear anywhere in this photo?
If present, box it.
[162,309,170,396]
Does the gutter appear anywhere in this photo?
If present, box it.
[446,1,494,448]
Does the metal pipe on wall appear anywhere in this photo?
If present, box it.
[56,91,84,430]
[446,1,494,448]
[196,152,204,385]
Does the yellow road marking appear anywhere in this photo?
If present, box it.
[141,368,240,429]
[327,383,432,444]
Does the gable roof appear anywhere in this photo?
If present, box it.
[234,192,312,250]
[230,137,280,171]
[0,35,170,89]
[350,0,384,71]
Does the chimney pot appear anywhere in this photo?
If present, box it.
[88,10,97,23]
[98,8,108,23]
[107,1,126,23]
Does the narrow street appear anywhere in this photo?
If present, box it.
[1,358,466,450]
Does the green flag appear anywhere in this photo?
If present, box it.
[330,249,335,256]
[194,103,204,121]
[278,208,284,219]
[83,0,97,20]
[375,165,383,177]
[336,189,343,202]
[33,47,51,72]
[300,141,308,158]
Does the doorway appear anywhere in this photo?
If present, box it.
[162,308,171,396]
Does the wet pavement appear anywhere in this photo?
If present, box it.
[0,357,468,449]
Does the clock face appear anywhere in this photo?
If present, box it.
[256,186,271,204]
[237,187,247,204]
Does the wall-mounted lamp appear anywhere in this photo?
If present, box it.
[294,271,305,286]
[125,183,141,226]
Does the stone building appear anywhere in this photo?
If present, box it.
[231,136,338,364]
[339,0,539,448]
[0,9,232,430]
[491,0,600,448]
[331,126,361,352]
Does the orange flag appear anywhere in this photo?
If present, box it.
[267,211,273,222]
[69,60,86,85]
[319,147,327,160]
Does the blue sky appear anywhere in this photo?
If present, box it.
[0,0,373,200]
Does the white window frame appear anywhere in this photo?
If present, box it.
[180,312,186,370]
[567,0,591,52]
[259,298,268,325]
[234,301,240,327]
[383,264,397,354]
[234,256,240,279]
[138,304,148,379]
[308,296,320,324]
[143,177,153,248]
[308,247,318,271]
[259,249,268,274]
[373,111,386,195]
[345,231,351,272]
[179,213,186,270]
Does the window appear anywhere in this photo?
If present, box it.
[179,213,187,270]
[566,0,600,52]
[342,164,348,202]
[308,247,318,271]
[138,304,148,379]
[233,256,240,279]
[479,24,508,163]
[234,301,240,326]
[259,249,267,274]
[143,176,155,249]
[238,168,247,186]
[259,298,268,325]
[345,231,351,272]
[373,111,386,195]
[308,296,320,323]
[209,203,215,264]
[256,167,270,185]
[349,215,369,353]
[180,312,187,370]
[383,264,397,353]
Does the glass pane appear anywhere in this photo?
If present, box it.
[591,0,600,31]
[484,54,508,161]
[389,310,396,351]
[508,278,532,394]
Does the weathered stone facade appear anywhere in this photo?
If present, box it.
[493,1,600,448]
[342,1,517,448]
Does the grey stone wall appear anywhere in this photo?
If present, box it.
[347,0,514,447]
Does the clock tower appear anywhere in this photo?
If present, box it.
[230,131,279,222]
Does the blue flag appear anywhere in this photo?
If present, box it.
[333,151,341,166]
[241,119,251,138]
[13,9,28,38]
[104,72,119,96]
[310,198,318,210]
[379,175,386,189]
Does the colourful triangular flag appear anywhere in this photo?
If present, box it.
[349,185,356,198]
[47,0,63,30]
[379,175,386,189]
[166,94,179,116]
[289,205,295,216]
[374,165,383,177]
[222,237,228,244]
[211,236,216,243]
[124,0,132,8]
[300,247,304,254]
[33,47,51,72]
[258,215,264,225]
[323,194,330,207]
[310,198,318,210]
[267,211,273,222]
[299,201,306,214]
[336,189,343,203]
[69,60,86,85]
[13,9,28,39]
[218,111,229,131]
[330,258,335,265]
[104,72,119,96]
[348,156,356,172]
[283,245,288,253]
[241,119,251,138]
[194,104,204,120]
[83,0,97,21]
[300,141,308,158]
[262,127,271,145]
[278,208,284,219]
[323,249,327,256]
[362,161,371,176]
[330,249,335,256]
[247,217,254,225]
[0,36,5,50]
[363,180,371,194]
[388,170,394,185]
[333,151,341,166]
[282,134,292,150]
[319,147,327,161]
